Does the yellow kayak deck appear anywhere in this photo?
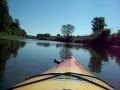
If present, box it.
[10,56,114,90]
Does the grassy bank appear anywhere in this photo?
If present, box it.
[0,33,26,40]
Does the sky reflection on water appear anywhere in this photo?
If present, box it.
[0,39,120,90]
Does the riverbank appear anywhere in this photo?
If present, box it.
[36,34,120,47]
[0,33,26,40]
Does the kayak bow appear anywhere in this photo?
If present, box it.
[8,56,114,90]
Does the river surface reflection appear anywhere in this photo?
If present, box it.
[0,39,120,90]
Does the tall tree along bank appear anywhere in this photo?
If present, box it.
[91,17,111,47]
[61,24,75,42]
[0,0,26,37]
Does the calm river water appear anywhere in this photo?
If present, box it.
[0,39,120,90]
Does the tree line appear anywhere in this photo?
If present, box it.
[36,17,120,47]
[0,0,26,36]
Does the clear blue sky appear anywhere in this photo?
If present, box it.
[8,0,120,36]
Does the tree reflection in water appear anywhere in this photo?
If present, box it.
[0,39,26,84]
[59,43,72,59]
[88,47,108,73]
[33,40,120,73]
[88,46,120,73]
[108,47,120,65]
[55,42,120,73]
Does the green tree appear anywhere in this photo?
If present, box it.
[57,34,60,37]
[61,24,75,42]
[12,19,20,28]
[45,33,50,37]
[0,0,27,36]
[0,0,12,33]
[117,29,120,35]
[61,24,75,37]
[91,17,107,37]
[91,17,111,47]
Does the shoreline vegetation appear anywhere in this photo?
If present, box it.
[35,20,120,48]
[0,33,26,40]
[35,32,120,48]
[0,0,120,48]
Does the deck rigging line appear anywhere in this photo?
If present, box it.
[7,72,114,90]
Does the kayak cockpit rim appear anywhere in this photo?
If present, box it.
[7,72,114,90]
[7,56,114,90]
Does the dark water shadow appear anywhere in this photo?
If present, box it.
[87,46,120,73]
[36,41,120,73]
[0,39,26,89]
